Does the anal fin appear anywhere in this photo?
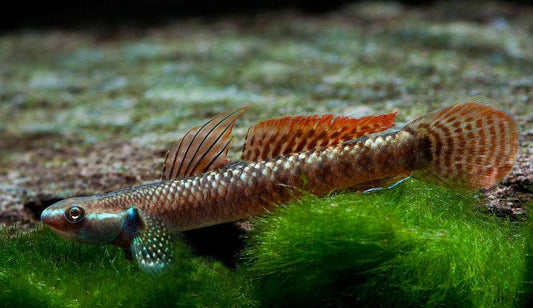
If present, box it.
[349,172,412,193]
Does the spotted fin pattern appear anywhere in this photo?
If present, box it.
[405,96,519,189]
[162,108,247,180]
[130,213,174,274]
[241,112,397,161]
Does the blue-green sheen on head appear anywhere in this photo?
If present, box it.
[41,196,126,244]
[41,198,175,273]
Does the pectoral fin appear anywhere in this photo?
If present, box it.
[120,206,174,274]
[131,216,174,274]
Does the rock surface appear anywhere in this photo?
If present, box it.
[1,1,532,229]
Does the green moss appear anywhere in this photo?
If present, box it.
[0,228,256,307]
[0,182,530,307]
[521,205,533,306]
[243,179,529,307]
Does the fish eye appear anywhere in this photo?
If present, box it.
[65,205,85,223]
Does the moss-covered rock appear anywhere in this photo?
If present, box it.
[244,179,529,307]
[1,180,529,307]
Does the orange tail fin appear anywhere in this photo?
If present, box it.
[404,97,519,190]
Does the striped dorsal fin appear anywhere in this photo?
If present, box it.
[162,108,247,180]
[241,111,397,161]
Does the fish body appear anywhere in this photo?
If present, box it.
[41,97,519,272]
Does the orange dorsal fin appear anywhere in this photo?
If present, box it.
[162,108,247,180]
[241,111,397,161]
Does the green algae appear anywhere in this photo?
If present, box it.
[1,180,530,307]
[243,179,530,307]
[0,228,256,307]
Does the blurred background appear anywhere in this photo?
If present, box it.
[1,0,441,29]
[0,0,531,244]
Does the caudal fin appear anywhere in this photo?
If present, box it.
[404,97,519,190]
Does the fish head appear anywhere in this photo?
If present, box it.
[41,196,125,244]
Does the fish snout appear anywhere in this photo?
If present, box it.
[41,206,64,229]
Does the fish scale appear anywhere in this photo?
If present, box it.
[95,130,418,232]
[41,96,520,273]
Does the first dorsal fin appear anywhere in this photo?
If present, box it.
[241,111,397,161]
[162,108,247,180]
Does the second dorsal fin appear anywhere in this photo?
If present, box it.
[162,108,247,180]
[241,111,397,161]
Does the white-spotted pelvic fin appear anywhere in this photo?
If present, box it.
[126,208,174,274]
